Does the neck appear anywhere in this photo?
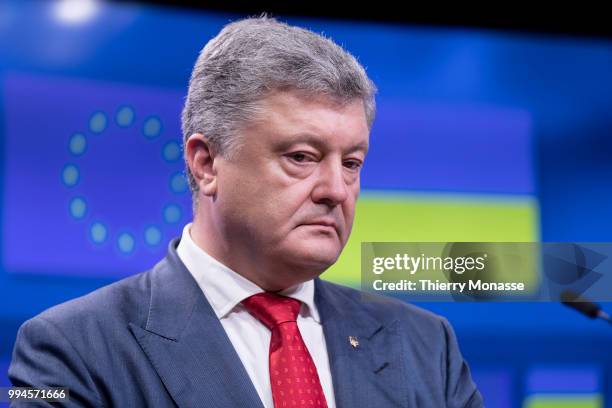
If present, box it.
[189,216,311,292]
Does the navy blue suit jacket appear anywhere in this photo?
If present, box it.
[9,238,483,407]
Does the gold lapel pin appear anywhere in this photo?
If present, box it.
[348,336,359,348]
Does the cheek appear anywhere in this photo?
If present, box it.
[237,182,311,234]
[216,174,263,225]
[270,179,314,208]
[341,195,358,235]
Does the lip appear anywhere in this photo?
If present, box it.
[302,219,337,228]
[300,219,339,235]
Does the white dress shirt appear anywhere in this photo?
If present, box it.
[176,223,336,408]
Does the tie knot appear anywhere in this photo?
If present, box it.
[241,292,301,330]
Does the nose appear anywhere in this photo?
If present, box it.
[311,157,350,206]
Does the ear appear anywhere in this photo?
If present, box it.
[185,133,217,196]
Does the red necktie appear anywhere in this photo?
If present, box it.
[242,292,329,408]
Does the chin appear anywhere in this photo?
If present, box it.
[292,243,341,271]
[273,231,344,272]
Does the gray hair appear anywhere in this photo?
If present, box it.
[181,15,377,206]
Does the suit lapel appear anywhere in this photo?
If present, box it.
[315,278,408,407]
[129,238,264,408]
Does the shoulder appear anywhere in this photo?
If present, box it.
[24,267,153,338]
[9,265,164,405]
[317,279,483,407]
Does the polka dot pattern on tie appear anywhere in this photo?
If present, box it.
[242,292,328,407]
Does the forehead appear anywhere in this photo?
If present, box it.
[253,91,370,151]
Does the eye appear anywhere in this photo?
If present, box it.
[344,160,363,170]
[287,152,315,163]
[291,152,307,162]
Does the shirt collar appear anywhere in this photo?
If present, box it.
[176,223,320,323]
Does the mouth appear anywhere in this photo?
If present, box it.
[303,224,335,230]
[300,220,339,235]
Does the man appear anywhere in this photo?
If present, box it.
[9,16,483,407]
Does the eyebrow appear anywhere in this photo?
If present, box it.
[277,132,369,154]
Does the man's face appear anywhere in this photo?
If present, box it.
[211,91,369,288]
